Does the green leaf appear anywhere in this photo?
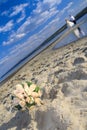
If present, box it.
[26,102,36,108]
[15,104,22,110]
[26,81,32,87]
[34,86,40,92]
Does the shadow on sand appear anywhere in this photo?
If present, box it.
[0,110,31,130]
[35,108,67,130]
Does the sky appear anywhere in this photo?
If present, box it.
[0,0,87,79]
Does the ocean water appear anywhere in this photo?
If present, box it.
[0,14,87,84]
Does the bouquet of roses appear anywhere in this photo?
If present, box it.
[11,81,42,110]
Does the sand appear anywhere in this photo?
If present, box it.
[0,36,87,130]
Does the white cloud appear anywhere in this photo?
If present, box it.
[61,2,73,13]
[33,1,42,14]
[10,3,28,17]
[1,3,28,23]
[0,20,13,33]
[3,31,26,46]
[3,38,14,46]
[43,0,62,7]
[1,10,9,16]
[17,1,59,33]
[17,11,26,23]
[16,33,26,38]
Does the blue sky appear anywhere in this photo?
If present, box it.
[0,0,87,78]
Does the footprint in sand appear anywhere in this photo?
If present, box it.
[55,69,87,84]
[84,53,87,57]
[35,109,67,130]
[73,57,85,65]
[61,82,74,97]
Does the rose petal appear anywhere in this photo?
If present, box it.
[22,82,31,95]
[38,90,42,97]
[31,92,39,98]
[25,97,30,103]
[35,98,41,105]
[30,84,36,92]
[19,100,26,107]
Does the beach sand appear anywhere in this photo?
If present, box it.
[0,36,87,130]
